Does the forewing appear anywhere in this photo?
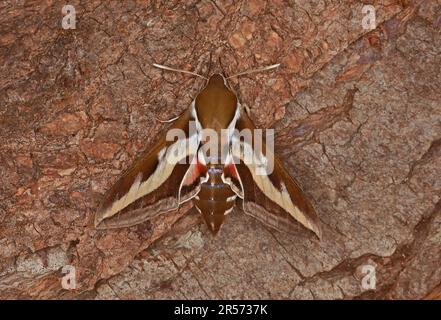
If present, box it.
[228,110,322,238]
[95,109,202,229]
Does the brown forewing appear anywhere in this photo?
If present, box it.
[232,111,322,238]
[95,109,198,229]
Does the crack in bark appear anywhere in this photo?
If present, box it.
[276,87,359,157]
[405,138,441,181]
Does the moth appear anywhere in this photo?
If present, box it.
[95,63,322,238]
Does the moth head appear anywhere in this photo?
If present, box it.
[207,73,228,87]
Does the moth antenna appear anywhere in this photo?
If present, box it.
[227,63,281,80]
[154,115,180,123]
[153,63,208,80]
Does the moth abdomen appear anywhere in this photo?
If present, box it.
[193,164,237,234]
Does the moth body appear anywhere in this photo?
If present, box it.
[189,74,241,234]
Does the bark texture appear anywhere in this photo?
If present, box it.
[0,0,440,299]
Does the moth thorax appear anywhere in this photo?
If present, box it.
[195,163,236,235]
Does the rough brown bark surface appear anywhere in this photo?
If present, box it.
[0,0,440,299]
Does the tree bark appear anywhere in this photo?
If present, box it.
[0,0,440,299]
